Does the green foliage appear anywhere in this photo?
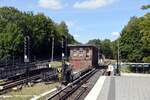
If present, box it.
[88,39,101,45]
[88,13,150,62]
[143,56,150,63]
[0,7,77,59]
[88,39,113,58]
[120,13,150,62]
[111,40,118,59]
[141,5,150,10]
[101,39,113,58]
[121,66,132,73]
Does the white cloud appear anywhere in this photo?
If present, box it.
[74,34,80,38]
[73,0,115,9]
[111,32,120,37]
[65,21,75,29]
[38,0,63,10]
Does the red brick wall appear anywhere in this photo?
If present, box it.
[69,47,93,71]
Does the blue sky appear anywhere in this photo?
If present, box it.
[0,0,150,43]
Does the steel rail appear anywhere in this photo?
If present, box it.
[47,68,97,100]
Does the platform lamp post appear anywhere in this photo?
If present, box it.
[116,34,120,75]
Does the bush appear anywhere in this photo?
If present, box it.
[143,56,150,63]
[121,66,132,73]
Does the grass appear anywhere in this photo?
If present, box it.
[49,61,62,68]
[0,61,62,100]
[0,80,5,84]
[120,66,132,73]
[0,82,60,100]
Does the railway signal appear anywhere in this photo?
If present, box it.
[24,36,30,84]
[61,35,68,84]
[61,36,68,59]
[51,35,54,62]
[24,36,30,63]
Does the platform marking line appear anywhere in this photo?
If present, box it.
[84,76,106,100]
[0,95,35,98]
[121,73,150,77]
[107,77,115,100]
[30,88,57,100]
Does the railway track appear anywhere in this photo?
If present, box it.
[47,68,106,100]
[0,68,58,94]
[0,74,40,94]
[66,69,106,100]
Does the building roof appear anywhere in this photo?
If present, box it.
[68,44,98,48]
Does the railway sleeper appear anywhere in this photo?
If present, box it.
[48,69,97,100]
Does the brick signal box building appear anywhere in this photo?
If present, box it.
[68,44,99,72]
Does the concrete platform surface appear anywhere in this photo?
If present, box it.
[86,75,150,100]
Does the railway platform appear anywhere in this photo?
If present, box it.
[85,73,150,100]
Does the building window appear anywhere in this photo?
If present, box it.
[73,49,78,57]
[86,49,90,57]
[79,48,83,57]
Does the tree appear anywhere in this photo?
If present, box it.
[87,39,113,59]
[143,57,150,63]
[88,39,101,47]
[120,13,150,62]
[141,5,150,10]
[111,40,118,59]
[101,39,113,59]
[0,7,77,60]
